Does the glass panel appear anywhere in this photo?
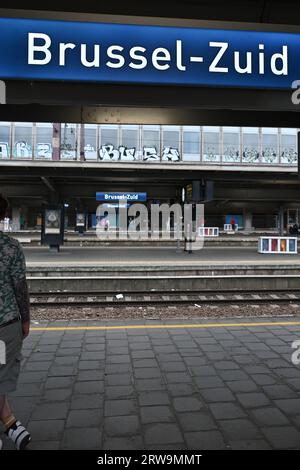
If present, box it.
[13,122,33,159]
[35,123,53,160]
[281,128,297,164]
[222,127,240,163]
[142,125,160,161]
[182,126,200,161]
[0,122,11,159]
[60,123,78,160]
[162,126,180,162]
[99,125,119,161]
[261,128,278,164]
[83,124,97,160]
[203,126,220,162]
[242,127,260,163]
[120,125,139,161]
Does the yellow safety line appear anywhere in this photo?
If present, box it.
[30,321,300,332]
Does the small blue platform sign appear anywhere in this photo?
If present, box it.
[96,192,147,201]
[0,17,298,89]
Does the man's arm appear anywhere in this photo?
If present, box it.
[11,243,30,337]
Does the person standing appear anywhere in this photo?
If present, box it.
[0,195,31,450]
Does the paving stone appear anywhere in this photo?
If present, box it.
[178,412,217,432]
[274,399,300,415]
[184,431,227,450]
[11,383,43,397]
[31,403,69,421]
[173,396,203,412]
[165,372,193,383]
[132,359,158,368]
[194,376,225,389]
[134,368,162,379]
[105,374,133,386]
[19,371,49,383]
[251,407,290,426]
[105,385,135,399]
[104,415,140,437]
[62,427,102,450]
[140,406,176,424]
[104,399,137,417]
[160,362,188,372]
[135,379,167,391]
[227,379,258,393]
[70,394,103,410]
[138,391,170,406]
[41,388,72,403]
[28,440,61,450]
[73,380,104,394]
[144,423,184,446]
[167,383,197,397]
[66,409,103,428]
[28,419,65,441]
[229,439,272,450]
[262,426,300,449]
[44,377,74,389]
[236,392,271,408]
[77,370,104,381]
[215,361,240,370]
[188,365,217,377]
[251,374,277,386]
[209,403,247,420]
[200,387,235,403]
[263,384,298,399]
[48,366,77,377]
[103,435,144,450]
[219,370,250,382]
[219,419,262,440]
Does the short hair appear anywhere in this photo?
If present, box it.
[0,194,8,220]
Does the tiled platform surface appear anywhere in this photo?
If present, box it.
[2,316,300,450]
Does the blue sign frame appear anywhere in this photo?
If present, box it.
[96,192,147,201]
[0,17,298,89]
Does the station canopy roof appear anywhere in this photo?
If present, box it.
[1,1,300,26]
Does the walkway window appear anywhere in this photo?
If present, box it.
[13,122,33,159]
[280,128,297,164]
[35,123,53,160]
[99,125,119,161]
[60,123,78,160]
[203,126,220,162]
[162,126,181,162]
[120,125,140,161]
[0,122,11,159]
[182,126,200,161]
[262,127,278,164]
[242,127,260,163]
[142,125,161,161]
[222,127,240,163]
[83,124,97,160]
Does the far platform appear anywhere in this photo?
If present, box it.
[24,245,300,268]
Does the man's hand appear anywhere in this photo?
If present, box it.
[22,321,30,338]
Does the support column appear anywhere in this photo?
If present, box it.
[52,123,61,161]
[243,210,253,233]
[11,207,20,231]
[278,206,285,236]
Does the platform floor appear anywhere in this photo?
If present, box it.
[2,317,300,450]
[24,246,300,267]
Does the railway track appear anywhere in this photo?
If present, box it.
[30,290,300,306]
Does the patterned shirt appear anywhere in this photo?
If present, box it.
[0,232,26,326]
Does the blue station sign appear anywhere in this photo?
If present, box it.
[96,192,147,202]
[0,17,299,89]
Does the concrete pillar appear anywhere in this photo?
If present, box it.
[11,207,20,231]
[243,210,253,233]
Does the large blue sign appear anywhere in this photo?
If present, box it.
[96,192,147,201]
[0,17,299,89]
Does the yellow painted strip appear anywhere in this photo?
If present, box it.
[30,321,300,332]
